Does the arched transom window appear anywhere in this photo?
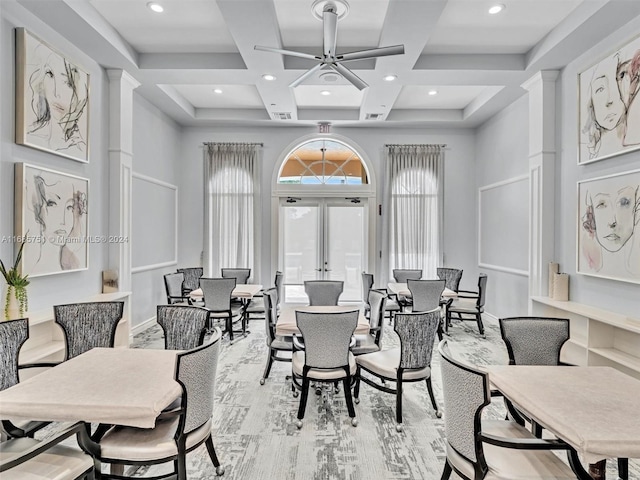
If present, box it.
[278,139,369,185]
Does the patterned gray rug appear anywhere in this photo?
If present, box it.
[127,314,637,480]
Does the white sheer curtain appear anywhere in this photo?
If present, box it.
[203,143,260,278]
[386,144,444,280]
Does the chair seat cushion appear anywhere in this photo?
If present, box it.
[446,419,575,480]
[245,297,265,313]
[448,298,479,313]
[384,299,401,312]
[208,307,243,318]
[99,418,212,462]
[0,438,93,480]
[292,352,357,380]
[355,348,431,380]
[270,335,293,350]
[351,334,380,355]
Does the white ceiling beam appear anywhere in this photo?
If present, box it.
[415,54,525,71]
[139,53,246,70]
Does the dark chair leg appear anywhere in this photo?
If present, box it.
[476,313,485,335]
[354,367,361,400]
[342,377,356,423]
[618,457,629,480]
[297,376,311,421]
[226,315,234,342]
[440,461,453,480]
[396,378,403,429]
[205,435,225,475]
[445,310,451,334]
[260,350,274,384]
[176,451,187,480]
[436,318,443,341]
[426,377,441,418]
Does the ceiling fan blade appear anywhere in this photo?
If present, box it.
[331,63,368,90]
[254,45,320,61]
[337,45,405,62]
[323,7,338,58]
[289,63,326,88]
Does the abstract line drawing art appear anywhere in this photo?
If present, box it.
[15,163,89,278]
[15,28,90,163]
[578,169,640,284]
[578,34,640,164]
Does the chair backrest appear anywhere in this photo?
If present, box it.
[499,317,570,366]
[296,310,358,369]
[263,288,278,344]
[407,279,445,312]
[176,327,222,435]
[436,268,463,292]
[438,340,491,475]
[221,268,251,284]
[199,277,236,311]
[274,271,283,307]
[177,267,203,293]
[361,272,374,304]
[368,289,387,345]
[392,269,422,283]
[157,305,209,350]
[304,280,344,306]
[394,311,440,370]
[54,302,124,360]
[164,272,185,303]
[477,274,488,308]
[0,318,28,391]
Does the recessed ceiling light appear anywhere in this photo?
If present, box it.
[213,88,223,94]
[488,4,505,14]
[320,90,331,96]
[428,90,438,96]
[262,74,276,81]
[383,75,397,82]
[147,2,164,13]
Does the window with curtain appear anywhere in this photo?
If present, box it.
[387,144,444,279]
[203,143,259,277]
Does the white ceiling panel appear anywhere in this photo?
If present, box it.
[294,85,364,108]
[171,85,264,108]
[394,85,488,109]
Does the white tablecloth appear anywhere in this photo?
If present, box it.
[190,283,263,300]
[276,305,370,336]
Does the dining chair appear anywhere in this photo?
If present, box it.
[176,267,203,296]
[163,272,191,305]
[437,339,576,480]
[408,278,446,340]
[0,318,49,439]
[291,310,359,428]
[246,270,282,320]
[157,304,209,350]
[304,280,344,306]
[0,422,94,480]
[260,288,292,385]
[361,272,400,322]
[274,270,283,313]
[352,289,386,356]
[355,310,441,431]
[392,269,422,282]
[80,328,225,479]
[445,273,488,336]
[221,267,251,284]
[436,267,463,293]
[199,277,244,342]
[54,301,124,360]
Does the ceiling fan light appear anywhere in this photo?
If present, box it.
[320,90,331,96]
[213,88,223,94]
[428,90,438,96]
[147,2,164,13]
[488,4,505,14]
[262,74,276,81]
[383,75,397,82]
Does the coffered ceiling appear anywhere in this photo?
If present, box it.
[16,0,640,128]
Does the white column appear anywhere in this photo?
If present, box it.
[521,70,558,305]
[106,69,140,294]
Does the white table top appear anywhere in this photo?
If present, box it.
[387,282,456,298]
[276,305,370,336]
[485,365,640,463]
[190,283,263,300]
[0,348,181,429]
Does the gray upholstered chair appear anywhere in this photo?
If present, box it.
[304,280,343,306]
[445,273,488,336]
[352,289,386,356]
[438,340,576,480]
[221,267,251,284]
[0,422,94,480]
[246,270,282,320]
[361,272,400,321]
[200,277,244,342]
[355,310,441,431]
[176,267,203,295]
[437,267,463,293]
[157,305,209,350]
[408,279,445,340]
[260,288,292,384]
[392,269,422,282]
[274,270,283,312]
[80,328,225,479]
[163,272,190,305]
[292,310,359,428]
[54,302,124,360]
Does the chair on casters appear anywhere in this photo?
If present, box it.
[157,304,210,350]
[221,268,251,284]
[200,277,244,342]
[407,279,446,340]
[392,269,422,310]
[260,288,292,385]
[445,273,487,336]
[355,310,441,432]
[177,267,203,296]
[352,289,386,356]
[304,280,343,306]
[362,272,400,322]
[163,272,191,305]
[436,267,463,293]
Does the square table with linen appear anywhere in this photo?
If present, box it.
[276,305,370,337]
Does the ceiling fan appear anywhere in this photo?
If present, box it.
[254,0,405,91]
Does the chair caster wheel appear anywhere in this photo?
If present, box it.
[351,418,358,427]
[315,388,322,396]
[435,410,442,418]
[334,387,340,394]
[260,378,265,385]
[396,424,403,432]
[293,391,299,398]
[296,420,303,429]
[354,398,360,404]
[215,466,225,476]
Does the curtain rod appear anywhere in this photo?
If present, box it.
[202,142,263,146]
[385,143,447,147]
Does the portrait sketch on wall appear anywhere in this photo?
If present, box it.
[578,34,640,165]
[577,169,640,284]
[15,163,89,278]
[15,28,90,163]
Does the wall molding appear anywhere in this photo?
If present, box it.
[131,315,157,338]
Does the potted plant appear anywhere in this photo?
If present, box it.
[0,242,29,320]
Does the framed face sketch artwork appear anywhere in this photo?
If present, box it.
[578,34,640,165]
[15,163,89,277]
[15,28,90,163]
[577,169,640,284]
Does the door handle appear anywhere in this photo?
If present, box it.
[325,268,332,272]
[315,268,322,272]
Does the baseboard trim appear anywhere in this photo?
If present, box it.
[131,316,157,338]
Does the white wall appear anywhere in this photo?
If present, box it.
[178,125,479,294]
[475,95,530,318]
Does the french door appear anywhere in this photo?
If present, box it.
[280,197,367,303]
